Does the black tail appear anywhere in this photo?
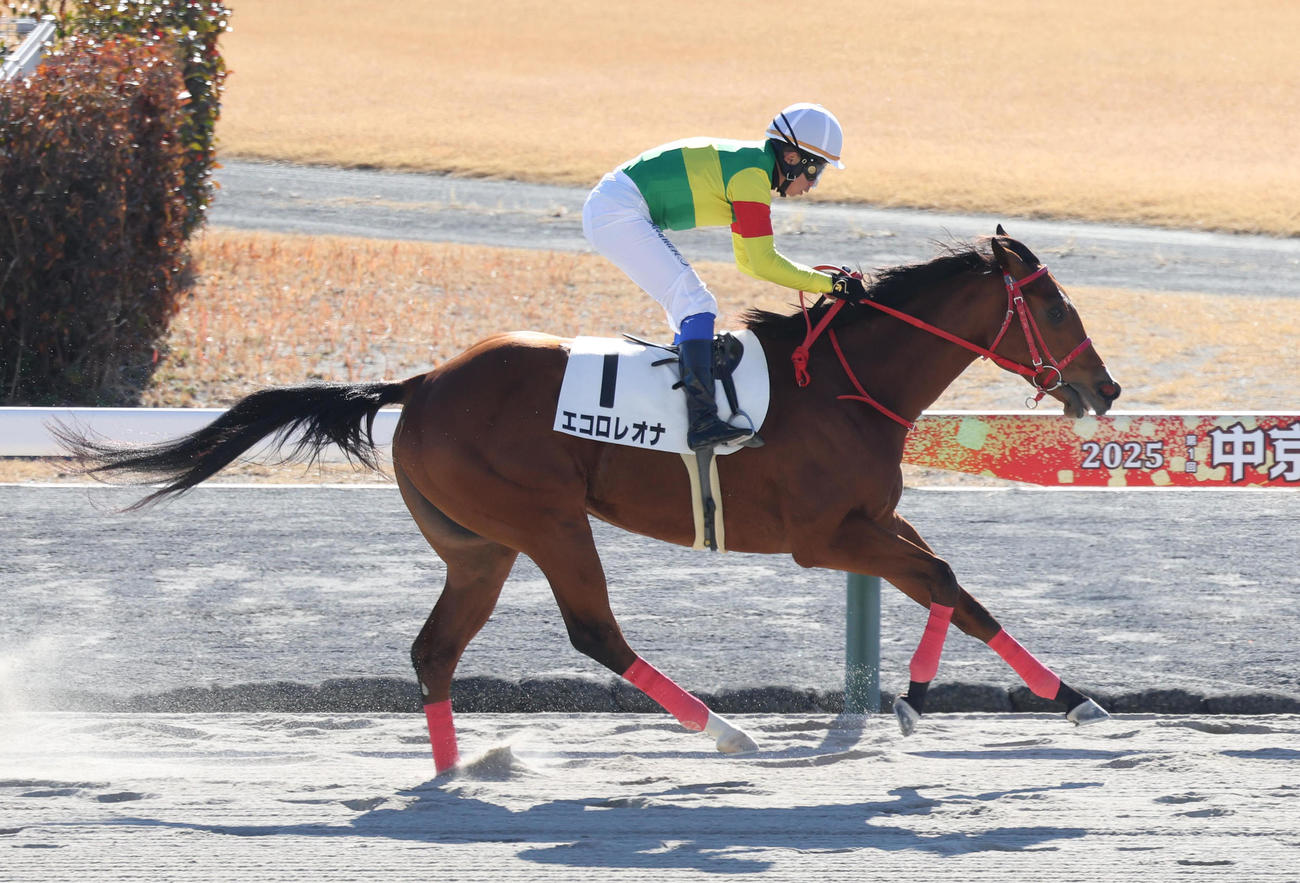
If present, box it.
[53,380,410,509]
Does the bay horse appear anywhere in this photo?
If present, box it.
[57,229,1122,773]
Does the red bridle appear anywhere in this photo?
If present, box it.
[791,264,1094,430]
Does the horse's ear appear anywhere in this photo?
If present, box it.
[990,231,1010,269]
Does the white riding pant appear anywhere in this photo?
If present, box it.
[582,170,717,333]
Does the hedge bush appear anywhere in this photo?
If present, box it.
[0,0,229,403]
[71,1,231,238]
[5,1,229,237]
[0,35,189,403]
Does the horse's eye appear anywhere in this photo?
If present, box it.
[1047,305,1066,323]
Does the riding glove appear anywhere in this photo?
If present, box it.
[830,270,870,303]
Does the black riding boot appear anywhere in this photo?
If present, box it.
[679,338,752,451]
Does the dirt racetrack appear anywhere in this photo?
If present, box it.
[4,711,1297,881]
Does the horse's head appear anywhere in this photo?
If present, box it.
[989,226,1121,417]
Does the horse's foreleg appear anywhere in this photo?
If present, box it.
[802,512,965,733]
[891,515,1109,727]
[893,563,963,735]
[531,520,757,756]
[984,630,1105,723]
[897,600,955,731]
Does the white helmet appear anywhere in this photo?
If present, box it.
[766,102,844,169]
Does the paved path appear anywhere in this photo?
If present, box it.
[211,159,1300,298]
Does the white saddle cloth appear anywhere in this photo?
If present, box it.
[553,330,770,455]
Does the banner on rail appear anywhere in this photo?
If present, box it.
[3,408,1298,486]
[903,412,1300,487]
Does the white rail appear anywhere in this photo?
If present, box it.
[1,14,56,83]
[0,407,401,461]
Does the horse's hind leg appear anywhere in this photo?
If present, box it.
[526,513,757,756]
[890,514,1109,728]
[397,465,519,773]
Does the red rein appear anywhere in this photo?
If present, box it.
[791,264,1092,431]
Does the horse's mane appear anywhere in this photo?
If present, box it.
[740,241,998,341]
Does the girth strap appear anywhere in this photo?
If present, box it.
[680,449,725,552]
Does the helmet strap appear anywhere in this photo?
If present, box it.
[774,113,802,153]
[771,113,819,197]
[776,167,794,198]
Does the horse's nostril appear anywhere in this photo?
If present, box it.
[1098,381,1121,400]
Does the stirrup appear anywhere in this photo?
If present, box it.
[687,419,753,452]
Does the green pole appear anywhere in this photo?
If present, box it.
[845,573,882,714]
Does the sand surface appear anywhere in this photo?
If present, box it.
[4,711,1298,880]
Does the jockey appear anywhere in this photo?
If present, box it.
[583,102,869,451]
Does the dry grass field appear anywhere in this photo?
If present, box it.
[220,0,1300,235]
[144,230,1298,414]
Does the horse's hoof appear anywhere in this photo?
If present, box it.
[1067,697,1110,726]
[715,728,759,755]
[705,712,758,755]
[893,697,920,736]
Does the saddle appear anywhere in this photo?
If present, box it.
[553,330,771,554]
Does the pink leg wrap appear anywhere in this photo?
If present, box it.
[622,657,710,732]
[423,699,460,772]
[989,629,1061,699]
[909,603,955,683]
